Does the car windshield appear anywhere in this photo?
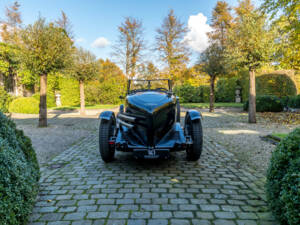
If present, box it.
[128,79,171,93]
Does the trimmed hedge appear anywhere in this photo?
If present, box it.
[216,77,238,102]
[243,95,283,112]
[287,95,300,108]
[0,112,40,225]
[242,73,297,101]
[173,84,210,103]
[0,86,13,113]
[59,77,80,106]
[85,78,126,105]
[32,92,56,108]
[266,128,300,225]
[9,97,39,114]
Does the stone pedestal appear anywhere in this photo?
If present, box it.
[235,88,241,103]
[55,93,62,107]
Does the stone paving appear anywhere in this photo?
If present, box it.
[29,134,278,225]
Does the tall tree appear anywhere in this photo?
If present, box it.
[226,0,274,123]
[112,17,145,78]
[55,10,74,39]
[97,59,124,82]
[200,1,232,112]
[71,48,98,115]
[199,43,226,112]
[262,0,299,70]
[137,62,159,80]
[209,1,233,47]
[21,18,73,127]
[0,1,22,44]
[155,9,189,82]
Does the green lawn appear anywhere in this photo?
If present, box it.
[271,133,288,140]
[181,102,243,109]
[51,104,117,111]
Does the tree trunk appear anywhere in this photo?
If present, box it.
[39,74,47,127]
[248,69,256,123]
[209,76,216,113]
[79,80,85,116]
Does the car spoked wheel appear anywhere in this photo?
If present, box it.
[99,116,116,162]
[185,115,203,161]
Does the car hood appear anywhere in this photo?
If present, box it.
[126,91,175,114]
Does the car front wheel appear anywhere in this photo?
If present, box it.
[99,116,115,162]
[185,116,203,161]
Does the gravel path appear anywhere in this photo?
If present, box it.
[185,108,298,173]
[11,109,117,165]
[11,107,298,173]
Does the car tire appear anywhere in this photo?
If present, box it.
[176,99,181,123]
[99,116,115,162]
[185,118,203,161]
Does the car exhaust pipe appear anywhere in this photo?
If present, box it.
[117,113,136,123]
[117,118,134,129]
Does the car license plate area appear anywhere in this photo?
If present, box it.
[133,148,170,159]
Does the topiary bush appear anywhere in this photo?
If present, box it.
[86,78,126,105]
[32,92,56,108]
[0,86,13,113]
[243,95,283,112]
[266,128,300,225]
[9,97,39,114]
[173,84,199,103]
[0,112,40,225]
[216,77,239,102]
[173,84,210,103]
[257,74,297,98]
[198,85,210,103]
[241,73,297,101]
[59,77,80,106]
[287,95,300,108]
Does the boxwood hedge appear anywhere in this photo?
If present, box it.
[243,95,283,112]
[0,112,40,225]
[173,84,210,103]
[9,97,39,114]
[287,95,300,108]
[266,128,300,225]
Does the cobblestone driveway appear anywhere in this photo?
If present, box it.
[29,134,278,225]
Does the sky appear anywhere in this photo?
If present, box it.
[0,0,262,67]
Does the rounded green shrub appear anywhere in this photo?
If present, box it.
[243,95,283,112]
[59,77,80,106]
[257,74,297,98]
[281,96,290,108]
[32,92,56,108]
[216,77,239,102]
[266,128,300,225]
[287,95,300,108]
[173,84,199,103]
[198,86,210,103]
[173,84,210,103]
[9,97,39,114]
[86,78,126,105]
[0,112,40,225]
[241,73,297,101]
[0,86,13,113]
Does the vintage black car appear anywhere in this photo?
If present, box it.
[99,79,203,162]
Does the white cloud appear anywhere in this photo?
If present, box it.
[184,13,213,53]
[75,37,86,43]
[91,37,110,48]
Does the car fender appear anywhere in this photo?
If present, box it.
[186,110,202,121]
[99,111,115,121]
[119,104,124,113]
